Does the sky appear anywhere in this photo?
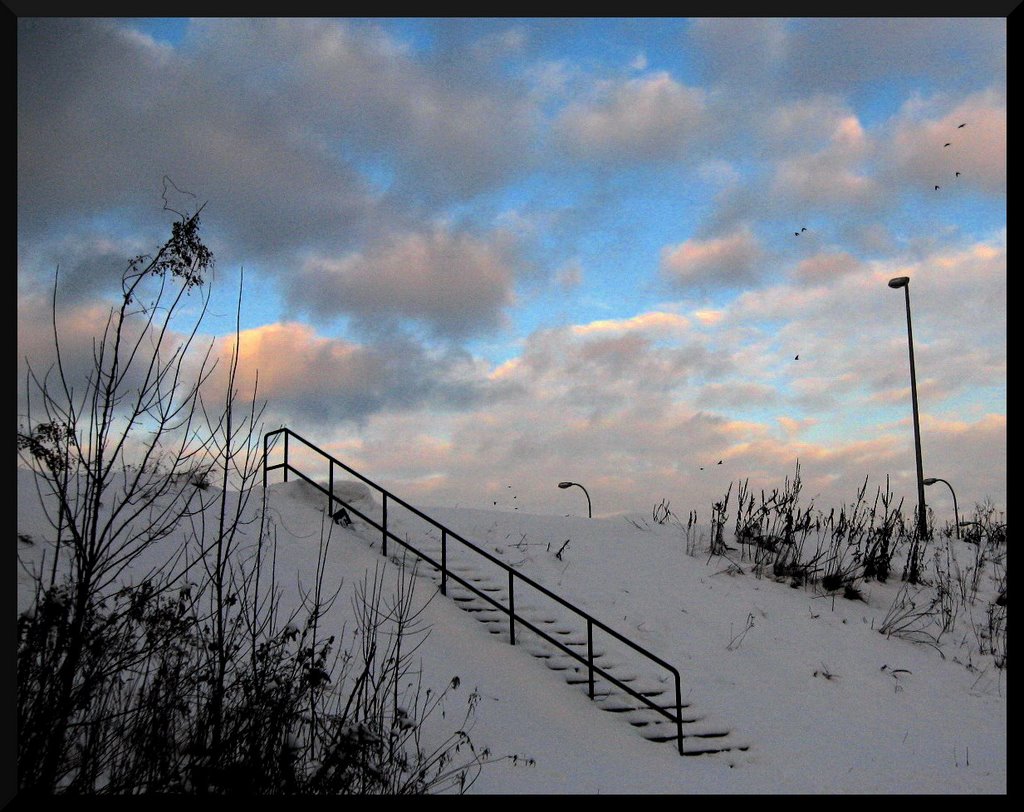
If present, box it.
[16,469,1008,793]
[16,17,1007,523]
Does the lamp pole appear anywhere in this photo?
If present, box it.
[923,477,960,539]
[557,481,592,518]
[888,276,928,541]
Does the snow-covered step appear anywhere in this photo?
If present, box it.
[329,499,748,759]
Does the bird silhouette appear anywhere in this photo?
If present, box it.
[955,171,961,178]
[794,354,799,360]
[944,142,951,147]
[717,460,723,465]
[958,123,967,128]
[935,185,941,190]
[801,227,807,232]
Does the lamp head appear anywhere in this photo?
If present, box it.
[923,478,938,486]
[888,276,910,289]
[558,482,574,489]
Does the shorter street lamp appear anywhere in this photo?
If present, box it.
[557,481,592,518]
[958,520,1006,543]
[923,477,960,539]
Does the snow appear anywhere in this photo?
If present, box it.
[16,468,1006,794]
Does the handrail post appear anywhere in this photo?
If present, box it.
[441,528,448,596]
[382,493,388,557]
[328,458,334,514]
[508,571,516,645]
[675,676,684,756]
[283,431,289,482]
[587,619,595,699]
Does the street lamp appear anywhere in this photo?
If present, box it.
[923,477,960,539]
[888,276,929,541]
[557,481,592,518]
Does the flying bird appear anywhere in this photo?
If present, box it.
[935,185,941,190]
[955,171,961,177]
[794,354,799,360]
[944,142,951,147]
[717,460,723,465]
[958,123,967,128]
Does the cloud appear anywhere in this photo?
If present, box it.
[17,282,215,426]
[185,18,538,203]
[769,115,876,206]
[693,310,725,326]
[555,260,584,290]
[697,382,779,410]
[689,18,1005,99]
[289,226,519,339]
[313,366,1005,519]
[555,72,707,163]
[793,19,1006,93]
[777,415,817,438]
[16,19,1005,522]
[570,311,689,337]
[17,17,542,274]
[661,227,765,289]
[916,413,1006,514]
[17,233,153,304]
[791,251,862,283]
[212,322,493,426]
[687,19,789,91]
[883,88,1007,196]
[17,18,380,261]
[18,293,114,406]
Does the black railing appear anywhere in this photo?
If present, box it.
[263,428,687,755]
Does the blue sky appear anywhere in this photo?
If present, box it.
[17,18,1006,520]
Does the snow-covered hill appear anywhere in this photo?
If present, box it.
[16,469,1006,793]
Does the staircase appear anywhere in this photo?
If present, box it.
[263,428,749,758]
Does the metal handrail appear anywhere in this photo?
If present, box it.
[263,427,686,755]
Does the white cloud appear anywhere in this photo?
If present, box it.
[555,72,707,162]
[291,227,519,338]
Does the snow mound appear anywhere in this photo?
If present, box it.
[273,477,376,508]
[330,478,375,506]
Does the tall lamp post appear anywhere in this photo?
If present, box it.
[557,481,592,518]
[888,276,929,541]
[923,477,960,539]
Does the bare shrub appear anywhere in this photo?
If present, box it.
[17,198,521,794]
[876,584,944,655]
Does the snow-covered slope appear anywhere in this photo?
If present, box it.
[16,470,1006,793]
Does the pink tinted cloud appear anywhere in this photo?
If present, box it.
[661,227,764,288]
[792,251,861,283]
[888,89,1006,194]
